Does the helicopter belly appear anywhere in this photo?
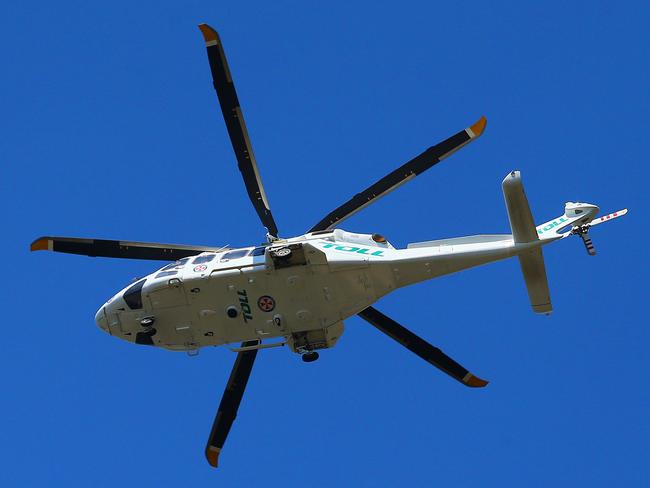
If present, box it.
[133,252,387,351]
[181,261,377,347]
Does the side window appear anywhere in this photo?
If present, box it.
[155,270,177,278]
[160,257,190,271]
[221,249,251,261]
[192,254,216,264]
[250,247,266,256]
[124,279,146,310]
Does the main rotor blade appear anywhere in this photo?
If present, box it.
[198,24,279,238]
[30,236,226,261]
[205,340,260,468]
[358,306,488,388]
[308,117,487,233]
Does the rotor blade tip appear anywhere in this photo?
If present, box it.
[462,373,489,388]
[30,237,50,252]
[205,447,220,468]
[198,24,219,43]
[468,116,487,138]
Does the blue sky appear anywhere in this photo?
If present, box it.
[2,1,648,486]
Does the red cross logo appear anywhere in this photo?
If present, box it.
[257,295,276,312]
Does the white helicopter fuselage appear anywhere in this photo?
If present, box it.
[94,198,594,354]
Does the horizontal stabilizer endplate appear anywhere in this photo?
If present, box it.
[308,116,487,233]
[31,236,227,261]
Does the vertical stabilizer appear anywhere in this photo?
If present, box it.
[502,171,552,314]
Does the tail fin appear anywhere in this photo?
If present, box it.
[502,171,552,314]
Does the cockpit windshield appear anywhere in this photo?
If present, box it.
[124,279,146,310]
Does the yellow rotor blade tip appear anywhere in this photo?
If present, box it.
[198,24,218,43]
[464,374,489,388]
[469,116,487,137]
[205,447,221,468]
[30,237,50,252]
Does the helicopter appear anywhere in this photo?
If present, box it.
[30,24,627,468]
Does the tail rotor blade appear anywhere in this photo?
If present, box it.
[205,340,260,468]
[358,306,487,388]
[572,208,627,256]
[581,234,597,256]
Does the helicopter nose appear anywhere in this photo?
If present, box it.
[95,306,108,331]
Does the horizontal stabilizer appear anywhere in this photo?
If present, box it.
[502,171,538,243]
[519,247,552,314]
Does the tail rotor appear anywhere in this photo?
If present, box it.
[570,209,627,256]
[572,225,597,256]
